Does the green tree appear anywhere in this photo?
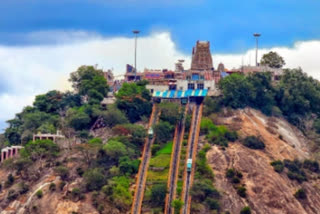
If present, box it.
[22,139,60,162]
[150,183,167,206]
[69,65,109,103]
[101,107,128,128]
[159,102,181,125]
[172,199,184,214]
[154,121,174,144]
[116,82,152,123]
[260,51,285,68]
[240,206,251,214]
[66,108,91,130]
[33,90,64,114]
[219,73,255,109]
[83,168,106,191]
[103,140,127,161]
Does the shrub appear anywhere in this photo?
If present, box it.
[284,159,307,183]
[154,121,174,144]
[171,199,184,213]
[152,144,161,156]
[226,168,236,178]
[243,136,265,150]
[71,188,84,200]
[103,140,128,161]
[150,183,167,206]
[232,177,240,184]
[5,174,15,188]
[76,167,84,177]
[55,166,69,180]
[84,168,106,191]
[159,102,181,125]
[59,181,66,190]
[303,159,319,172]
[18,182,29,194]
[240,206,251,214]
[205,198,220,210]
[49,183,56,191]
[237,186,247,198]
[224,131,238,142]
[36,190,43,198]
[7,189,18,201]
[294,188,306,200]
[190,180,220,202]
[271,160,284,173]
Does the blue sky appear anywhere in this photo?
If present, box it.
[1,0,320,133]
[0,0,320,53]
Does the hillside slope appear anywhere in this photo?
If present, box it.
[207,108,320,214]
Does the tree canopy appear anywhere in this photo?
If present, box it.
[116,81,152,123]
[69,66,109,104]
[260,51,285,68]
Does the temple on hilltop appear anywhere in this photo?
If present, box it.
[191,41,213,70]
[103,40,283,102]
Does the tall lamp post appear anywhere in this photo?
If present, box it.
[253,33,261,66]
[132,30,140,81]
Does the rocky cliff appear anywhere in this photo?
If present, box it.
[207,108,320,214]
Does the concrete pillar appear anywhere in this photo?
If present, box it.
[3,151,6,161]
[7,149,11,159]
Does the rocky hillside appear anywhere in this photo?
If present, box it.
[206,108,320,214]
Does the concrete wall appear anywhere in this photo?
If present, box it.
[146,84,168,93]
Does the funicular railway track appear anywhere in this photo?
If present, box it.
[164,104,188,214]
[131,105,160,214]
[180,103,203,214]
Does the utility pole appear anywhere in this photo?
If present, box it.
[132,30,140,81]
[253,33,261,66]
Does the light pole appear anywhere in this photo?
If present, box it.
[132,30,140,81]
[253,33,261,66]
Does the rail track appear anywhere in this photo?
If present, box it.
[164,104,188,214]
[180,103,203,214]
[131,105,160,214]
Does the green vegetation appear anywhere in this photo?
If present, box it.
[271,160,285,173]
[159,102,181,125]
[36,190,43,198]
[150,183,167,207]
[219,69,320,129]
[294,188,307,200]
[226,168,246,198]
[22,139,60,161]
[84,168,106,191]
[201,117,238,148]
[49,183,56,191]
[271,159,319,183]
[5,174,15,188]
[116,81,152,123]
[242,136,265,150]
[172,199,184,214]
[55,166,69,180]
[191,147,220,213]
[154,121,174,144]
[237,186,247,198]
[240,206,251,214]
[260,51,285,68]
[69,65,109,104]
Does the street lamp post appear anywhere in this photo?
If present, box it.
[253,33,261,66]
[132,30,140,81]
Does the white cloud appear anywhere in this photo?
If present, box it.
[0,30,320,131]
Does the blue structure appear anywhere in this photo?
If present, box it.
[152,89,208,99]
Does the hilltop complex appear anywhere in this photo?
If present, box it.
[105,40,283,101]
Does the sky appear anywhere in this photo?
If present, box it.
[1,0,320,132]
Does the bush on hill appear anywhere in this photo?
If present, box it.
[242,136,265,150]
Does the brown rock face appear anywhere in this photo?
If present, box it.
[207,108,320,214]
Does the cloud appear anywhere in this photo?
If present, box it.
[0,30,320,132]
